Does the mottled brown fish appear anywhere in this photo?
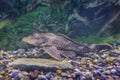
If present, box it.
[22,33,86,61]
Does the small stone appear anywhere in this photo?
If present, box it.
[37,75,46,80]
[70,73,75,77]
[0,75,3,78]
[61,72,68,77]
[45,72,52,79]
[0,71,5,75]
[106,57,115,61]
[56,69,62,75]
[22,71,29,76]
[10,57,15,61]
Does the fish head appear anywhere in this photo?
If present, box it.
[22,33,47,46]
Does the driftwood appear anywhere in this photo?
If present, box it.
[98,11,120,36]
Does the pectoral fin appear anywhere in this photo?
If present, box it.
[43,46,63,61]
[61,51,76,59]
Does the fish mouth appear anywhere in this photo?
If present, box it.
[22,37,38,47]
[22,37,26,42]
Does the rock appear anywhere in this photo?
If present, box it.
[8,58,73,71]
[106,57,115,62]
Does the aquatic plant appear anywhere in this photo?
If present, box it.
[74,36,117,44]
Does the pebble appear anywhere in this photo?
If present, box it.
[0,46,120,80]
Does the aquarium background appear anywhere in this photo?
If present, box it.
[0,0,120,50]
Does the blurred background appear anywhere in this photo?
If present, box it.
[0,0,120,50]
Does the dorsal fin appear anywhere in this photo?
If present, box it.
[56,33,84,46]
